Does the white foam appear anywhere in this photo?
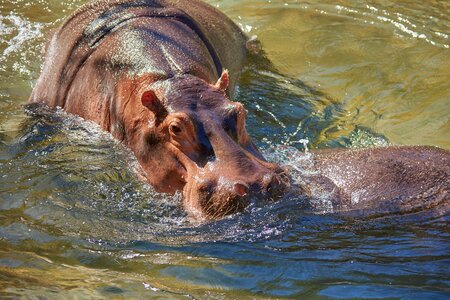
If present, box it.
[0,13,43,59]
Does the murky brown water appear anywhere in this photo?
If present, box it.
[1,0,449,299]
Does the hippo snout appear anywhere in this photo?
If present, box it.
[193,180,251,219]
[183,167,290,219]
[262,172,290,199]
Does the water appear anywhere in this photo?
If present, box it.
[1,0,449,298]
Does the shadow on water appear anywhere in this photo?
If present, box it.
[239,47,390,151]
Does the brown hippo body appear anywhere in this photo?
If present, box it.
[294,146,449,214]
[30,0,247,122]
[30,0,449,219]
[30,0,288,219]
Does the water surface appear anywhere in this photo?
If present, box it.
[0,0,449,298]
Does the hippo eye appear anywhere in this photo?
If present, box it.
[224,122,238,142]
[223,112,239,141]
[169,123,182,135]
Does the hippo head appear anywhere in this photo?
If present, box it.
[132,71,289,219]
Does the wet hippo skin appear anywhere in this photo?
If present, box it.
[29,0,449,219]
[293,146,449,215]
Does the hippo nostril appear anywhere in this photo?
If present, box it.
[234,182,249,197]
[201,181,215,192]
[273,176,281,187]
[262,172,290,198]
[262,174,272,188]
[262,174,279,190]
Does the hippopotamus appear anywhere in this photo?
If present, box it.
[30,0,449,219]
[288,146,449,215]
[30,0,289,219]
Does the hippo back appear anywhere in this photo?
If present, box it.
[30,0,248,108]
[310,146,450,214]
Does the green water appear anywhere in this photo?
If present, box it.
[0,0,449,299]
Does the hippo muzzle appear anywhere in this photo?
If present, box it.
[177,118,290,219]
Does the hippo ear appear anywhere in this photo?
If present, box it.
[141,90,167,121]
[141,90,160,110]
[215,69,229,92]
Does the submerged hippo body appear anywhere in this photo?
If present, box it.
[295,146,449,214]
[30,0,449,219]
[30,0,288,219]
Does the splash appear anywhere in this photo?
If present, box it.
[298,138,309,153]
[263,145,335,214]
[0,13,43,59]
